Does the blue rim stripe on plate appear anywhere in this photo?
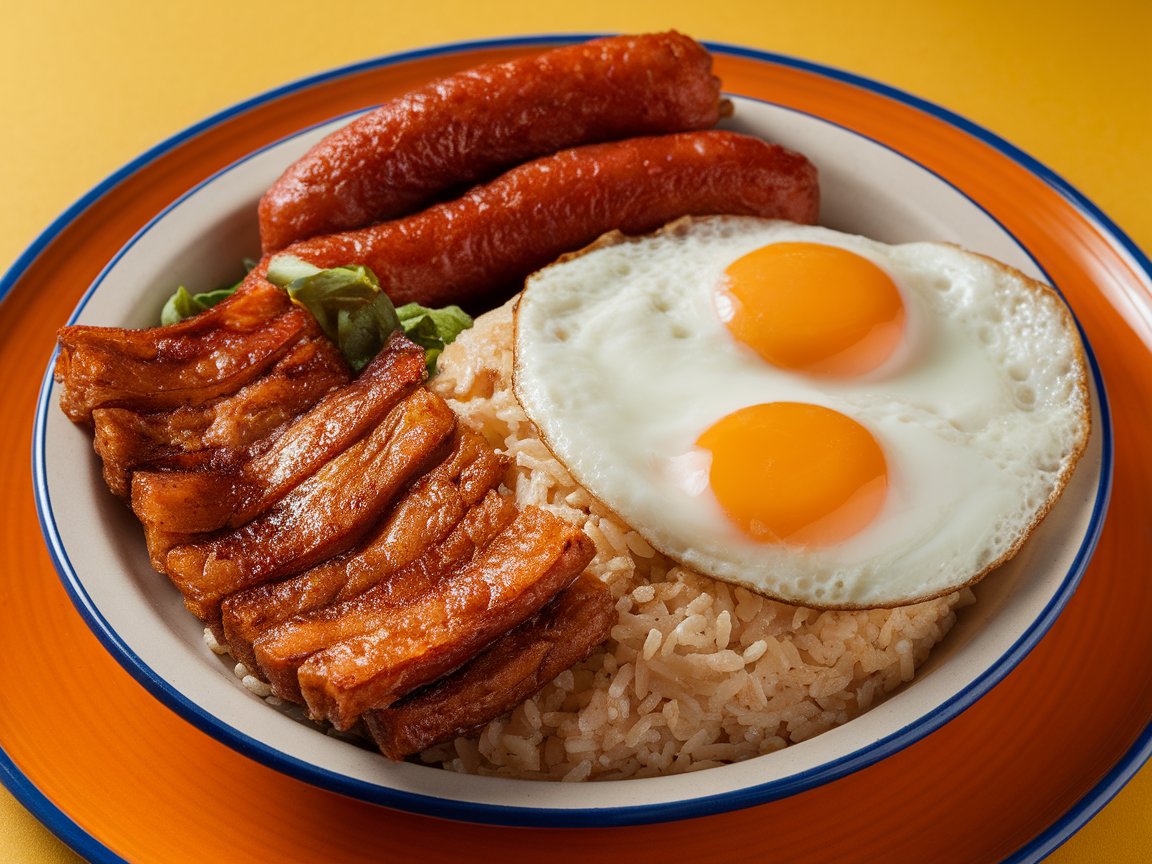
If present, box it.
[0,32,1135,860]
[29,74,1116,830]
[31,333,1112,830]
[727,94,1059,298]
[0,752,127,864]
[708,38,1152,300]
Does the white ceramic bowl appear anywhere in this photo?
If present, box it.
[33,87,1111,826]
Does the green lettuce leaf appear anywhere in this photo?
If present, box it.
[160,283,240,325]
[281,264,401,373]
[267,255,473,374]
[265,253,322,287]
[160,260,257,325]
[396,302,474,374]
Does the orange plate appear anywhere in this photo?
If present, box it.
[3,37,1151,863]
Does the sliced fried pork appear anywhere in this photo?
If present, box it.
[129,333,426,535]
[294,506,596,730]
[253,488,518,702]
[55,243,615,764]
[91,331,349,498]
[55,279,298,424]
[159,386,456,631]
[364,572,616,760]
[221,428,507,672]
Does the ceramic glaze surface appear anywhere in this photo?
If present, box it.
[1,38,1147,864]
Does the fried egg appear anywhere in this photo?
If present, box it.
[512,216,1090,608]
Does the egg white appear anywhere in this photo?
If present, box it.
[513,217,1090,607]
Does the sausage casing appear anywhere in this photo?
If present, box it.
[259,32,727,252]
[278,130,820,310]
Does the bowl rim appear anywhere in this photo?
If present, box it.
[19,33,1123,846]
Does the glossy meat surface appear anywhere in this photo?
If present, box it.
[159,386,456,627]
[91,331,348,499]
[254,489,517,703]
[258,32,725,251]
[221,428,507,673]
[365,572,616,760]
[278,130,820,309]
[295,506,596,729]
[55,280,295,423]
[129,333,425,534]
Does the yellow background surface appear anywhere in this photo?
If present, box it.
[1,1,1149,861]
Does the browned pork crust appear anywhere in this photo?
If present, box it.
[295,506,596,730]
[253,489,518,703]
[55,280,295,423]
[92,330,349,499]
[129,333,426,535]
[159,386,456,630]
[364,572,617,760]
[220,428,508,673]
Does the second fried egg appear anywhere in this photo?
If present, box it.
[512,217,1090,608]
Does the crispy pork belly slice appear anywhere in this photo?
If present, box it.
[253,488,517,701]
[55,279,295,424]
[364,572,616,760]
[91,332,349,498]
[130,333,426,535]
[221,429,507,672]
[160,386,456,631]
[93,407,211,500]
[294,506,596,730]
[334,429,508,603]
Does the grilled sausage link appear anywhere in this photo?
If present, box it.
[259,32,728,252]
[276,130,819,310]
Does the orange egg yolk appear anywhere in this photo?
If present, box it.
[696,402,888,546]
[717,242,906,376]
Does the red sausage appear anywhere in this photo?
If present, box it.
[258,32,727,252]
[275,130,820,310]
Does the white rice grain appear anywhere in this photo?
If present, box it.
[421,300,971,782]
